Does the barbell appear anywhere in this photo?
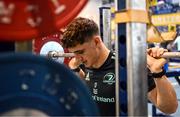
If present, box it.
[46,51,180,58]
[47,51,75,58]
[161,52,180,58]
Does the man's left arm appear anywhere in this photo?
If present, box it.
[147,47,178,114]
[148,75,178,114]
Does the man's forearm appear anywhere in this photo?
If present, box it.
[149,75,178,114]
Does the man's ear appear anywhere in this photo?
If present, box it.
[93,36,101,46]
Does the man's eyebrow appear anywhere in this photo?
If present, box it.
[74,49,84,54]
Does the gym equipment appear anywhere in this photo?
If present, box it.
[0,53,99,116]
[0,0,99,116]
[0,0,88,41]
[161,52,180,58]
[33,32,71,64]
[46,51,180,59]
[115,0,148,116]
[39,41,65,63]
[47,51,75,58]
[99,7,111,50]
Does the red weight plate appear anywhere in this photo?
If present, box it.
[0,0,88,41]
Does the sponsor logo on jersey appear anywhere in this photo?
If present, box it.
[103,72,115,85]
[92,95,115,103]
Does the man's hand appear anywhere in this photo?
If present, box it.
[147,47,167,73]
[68,57,85,79]
[69,57,82,69]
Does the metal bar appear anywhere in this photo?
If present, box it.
[161,52,180,58]
[47,51,180,58]
[114,0,120,116]
[46,51,75,58]
[99,7,112,50]
[127,0,147,116]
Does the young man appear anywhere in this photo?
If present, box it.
[62,17,178,116]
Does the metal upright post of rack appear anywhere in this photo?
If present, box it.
[115,0,148,116]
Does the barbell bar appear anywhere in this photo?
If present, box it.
[161,52,180,58]
[47,51,75,58]
[46,51,180,58]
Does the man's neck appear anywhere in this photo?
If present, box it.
[92,45,110,68]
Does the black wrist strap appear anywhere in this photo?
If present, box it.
[151,68,166,78]
[71,67,80,72]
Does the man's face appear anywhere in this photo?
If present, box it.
[68,37,100,68]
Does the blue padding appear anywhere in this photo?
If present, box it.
[0,53,99,116]
[166,69,180,77]
[169,58,180,63]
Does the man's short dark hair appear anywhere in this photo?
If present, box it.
[62,17,99,48]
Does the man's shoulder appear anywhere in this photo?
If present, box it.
[107,51,115,64]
